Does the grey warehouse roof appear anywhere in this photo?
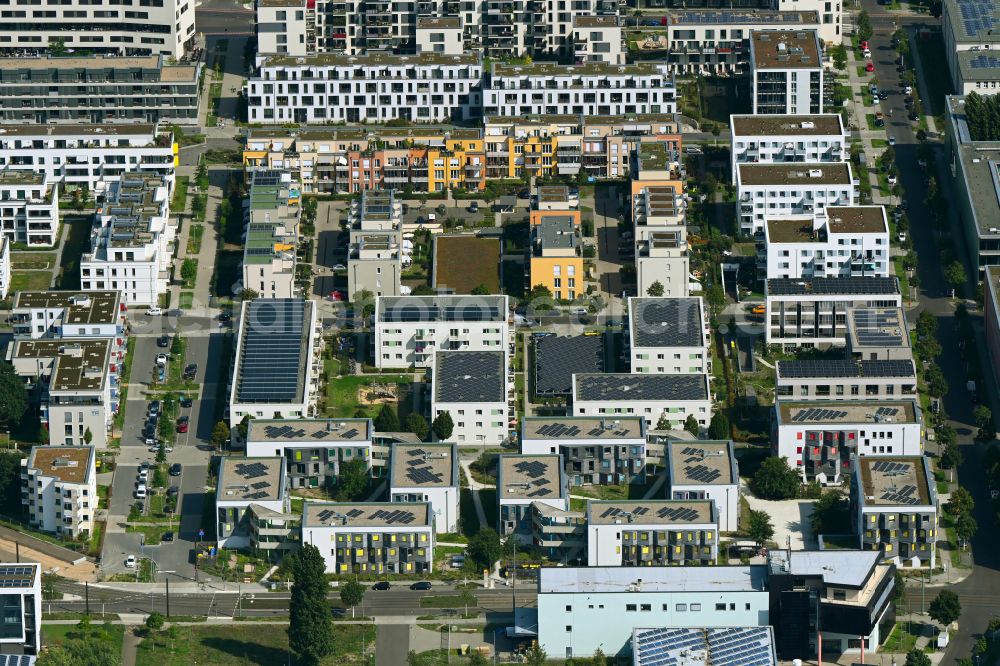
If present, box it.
[434,350,506,403]
[630,297,704,348]
[534,334,603,396]
[575,373,709,402]
[539,565,768,594]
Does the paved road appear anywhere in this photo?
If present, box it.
[195,0,253,36]
[375,624,410,666]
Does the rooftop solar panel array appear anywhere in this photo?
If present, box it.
[880,483,921,505]
[382,302,502,323]
[0,565,35,588]
[851,308,905,347]
[633,627,775,666]
[434,351,505,403]
[235,300,309,404]
[955,0,1000,39]
[404,448,447,486]
[0,656,36,666]
[790,407,849,422]
[767,276,900,296]
[576,374,708,401]
[630,298,703,348]
[534,334,604,396]
[969,54,1000,69]
[777,359,914,378]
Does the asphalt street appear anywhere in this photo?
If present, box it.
[195,0,253,36]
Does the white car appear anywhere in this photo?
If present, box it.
[125,555,137,568]
[888,174,897,186]
[332,264,346,271]
[135,485,147,499]
[888,136,896,146]
[155,354,168,366]
[863,49,872,59]
[904,85,913,95]
[138,468,149,481]
[897,232,906,242]
[146,307,163,316]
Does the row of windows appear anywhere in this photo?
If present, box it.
[562,600,752,615]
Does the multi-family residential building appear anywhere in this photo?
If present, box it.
[572,373,712,430]
[10,291,125,341]
[10,339,118,448]
[851,456,937,568]
[765,276,901,349]
[520,415,647,485]
[632,183,690,297]
[736,162,856,236]
[773,400,922,485]
[0,170,59,246]
[349,190,402,298]
[302,501,434,574]
[942,0,1000,95]
[431,350,510,444]
[0,55,200,125]
[245,418,374,487]
[664,439,739,532]
[627,297,709,374]
[586,499,719,566]
[79,175,174,306]
[246,53,483,124]
[529,216,583,301]
[243,171,300,300]
[229,299,321,427]
[389,443,460,534]
[985,266,1000,391]
[775,358,917,402]
[845,307,912,361]
[0,562,41,657]
[758,207,889,281]
[497,453,570,543]
[0,124,177,194]
[256,0,313,57]
[416,17,464,55]
[216,457,299,555]
[374,295,510,370]
[21,446,96,539]
[749,30,825,115]
[483,61,677,118]
[729,114,847,182]
[0,236,9,299]
[572,16,624,64]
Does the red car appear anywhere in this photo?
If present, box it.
[865,61,875,73]
[176,416,189,433]
[860,40,869,50]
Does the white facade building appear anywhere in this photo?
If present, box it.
[776,358,918,402]
[572,373,712,430]
[572,16,623,65]
[729,114,848,182]
[497,453,570,542]
[21,445,96,539]
[942,0,1000,96]
[664,440,740,533]
[520,416,646,486]
[0,562,42,657]
[431,350,510,444]
[586,500,719,566]
[216,456,291,550]
[0,236,9,299]
[389,443,460,534]
[256,0,312,57]
[10,291,125,341]
[349,190,402,298]
[243,171,300,300]
[0,170,58,246]
[736,162,856,236]
[416,17,464,55]
[245,418,374,485]
[750,30,825,115]
[627,297,710,375]
[632,184,690,298]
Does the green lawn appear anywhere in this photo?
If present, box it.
[10,271,52,291]
[171,176,189,212]
[879,622,920,653]
[125,523,173,545]
[187,223,204,254]
[11,252,57,269]
[570,482,652,502]
[179,292,194,309]
[43,622,125,654]
[325,374,415,419]
[420,594,474,608]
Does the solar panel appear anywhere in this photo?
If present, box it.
[515,460,548,479]
[534,334,604,396]
[633,627,775,666]
[236,300,309,404]
[346,509,364,518]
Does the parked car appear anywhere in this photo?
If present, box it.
[155,353,168,366]
[897,232,907,242]
[751,305,766,315]
[183,363,197,379]
[218,312,232,323]
[410,581,432,591]
[888,136,896,146]
[372,581,391,591]
[469,201,479,213]
[143,427,157,446]
[162,532,174,543]
[167,485,180,497]
[179,396,193,408]
[157,335,170,348]
[332,264,346,271]
[146,307,163,316]
[148,401,160,417]
[903,85,913,95]
[169,463,182,476]
[134,485,147,499]
[125,555,137,568]
[865,61,875,73]
[176,416,189,433]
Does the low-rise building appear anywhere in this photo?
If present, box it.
[9,291,125,341]
[348,190,402,298]
[749,30,824,115]
[729,114,847,183]
[586,499,718,566]
[775,358,917,402]
[0,236,9,299]
[374,295,510,370]
[627,297,710,375]
[21,446,96,539]
[736,163,856,236]
[216,457,299,555]
[851,456,938,568]
[243,171,299,300]
[431,350,510,445]
[665,440,739,532]
[845,307,912,361]
[943,0,1000,96]
[529,216,583,301]
[497,453,570,542]
[0,170,59,246]
[773,400,923,485]
[520,416,646,486]
[0,562,41,657]
[245,418,373,487]
[572,373,712,430]
[416,17,464,55]
[389,443,460,534]
[302,501,434,574]
[572,16,623,65]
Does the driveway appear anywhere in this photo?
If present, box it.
[742,487,815,550]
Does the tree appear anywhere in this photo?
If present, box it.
[156,441,167,464]
[145,611,165,632]
[591,648,608,666]
[158,416,175,444]
[334,458,369,501]
[708,413,730,440]
[975,405,996,441]
[459,588,476,615]
[288,544,335,665]
[525,644,547,666]
[656,414,671,430]
[750,457,800,500]
[646,281,665,297]
[946,487,974,517]
[831,43,848,70]
[352,289,375,319]
[405,413,429,441]
[0,451,25,520]
[374,403,400,432]
[170,335,183,357]
[469,651,489,666]
[925,365,948,398]
[0,363,28,429]
[944,260,967,293]
[928,589,962,627]
[471,283,491,295]
[955,513,978,545]
[810,491,850,534]
[180,259,197,287]
[940,443,962,471]
[904,650,931,666]
[684,414,699,436]
[83,428,93,446]
[340,580,365,618]
[527,284,555,310]
[432,411,454,441]
[857,9,873,40]
[211,420,230,452]
[467,527,504,572]
[747,510,774,548]
[705,284,726,314]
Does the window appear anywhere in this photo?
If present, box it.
[640,604,651,611]
[566,625,572,632]
[626,604,637,612]
[690,603,701,612]
[715,603,726,611]
[676,603,687,612]
[565,605,572,611]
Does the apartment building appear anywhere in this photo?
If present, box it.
[431,350,510,444]
[573,16,624,64]
[10,339,117,448]
[587,500,718,566]
[497,453,570,542]
[10,291,125,342]
[773,399,922,485]
[256,0,313,57]
[845,307,912,361]
[529,216,583,301]
[245,418,373,488]
[520,416,647,486]
[243,171,299,300]
[246,53,483,124]
[389,443,460,534]
[729,114,847,182]
[229,299,321,427]
[627,297,709,374]
[0,124,177,194]
[758,207,889,281]
[851,456,937,568]
[632,184,690,297]
[664,440,739,532]
[749,30,824,115]
[0,236,8,299]
[942,0,1000,95]
[765,276,902,348]
[374,295,510,370]
[775,358,918,401]
[349,190,402,298]
[0,55,200,125]
[483,61,677,118]
[302,501,434,574]
[0,562,41,658]
[79,175,174,306]
[736,162,856,236]
[986,266,1000,392]
[416,17,464,55]
[216,457,299,554]
[21,446,96,539]
[0,170,59,246]
[572,373,712,430]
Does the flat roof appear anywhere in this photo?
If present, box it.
[378,295,507,322]
[536,216,578,250]
[13,291,121,325]
[263,52,480,68]
[575,373,709,402]
[302,501,431,528]
[389,443,458,488]
[234,299,312,405]
[539,565,768,594]
[827,206,888,235]
[858,456,933,507]
[0,171,45,185]
[949,100,1000,238]
[246,418,372,444]
[847,307,910,349]
[534,334,604,396]
[666,8,817,25]
[28,446,93,484]
[957,50,1000,81]
[588,500,714,526]
[498,454,564,500]
[767,276,900,297]
[417,16,461,28]
[433,235,501,294]
[633,627,776,666]
[777,400,919,425]
[944,0,1000,43]
[750,30,821,69]
[731,114,844,137]
[218,457,284,502]
[434,350,506,403]
[0,563,38,589]
[738,163,852,186]
[14,339,110,391]
[0,123,158,137]
[769,549,881,588]
[574,15,620,27]
[777,359,915,379]
[637,142,678,173]
[493,61,667,78]
[629,297,704,348]
[522,416,645,441]
[766,218,819,244]
[667,440,736,486]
